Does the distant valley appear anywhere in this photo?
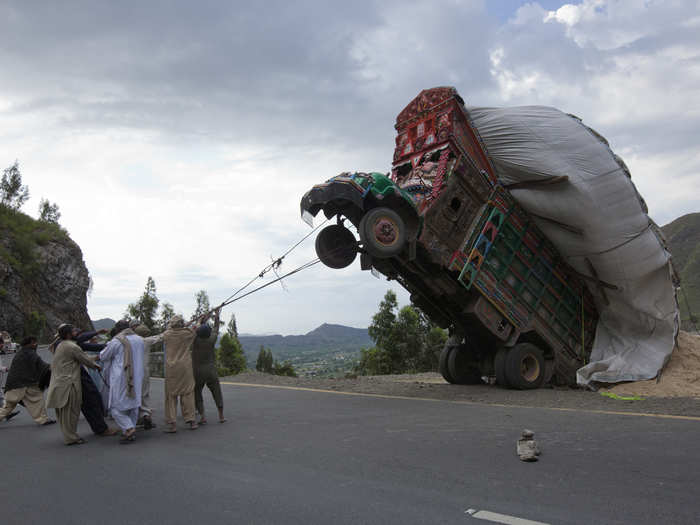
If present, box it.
[238,323,372,376]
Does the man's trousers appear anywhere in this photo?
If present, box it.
[80,367,107,434]
[0,385,49,424]
[194,364,224,415]
[56,385,81,444]
[164,386,195,424]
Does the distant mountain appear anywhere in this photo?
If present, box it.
[92,318,116,331]
[238,323,372,366]
[662,213,700,329]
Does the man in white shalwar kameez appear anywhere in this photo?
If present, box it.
[99,321,145,444]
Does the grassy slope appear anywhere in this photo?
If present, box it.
[661,213,700,325]
[0,206,70,284]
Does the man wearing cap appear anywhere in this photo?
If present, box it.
[162,315,198,432]
[193,307,226,424]
[46,324,101,445]
[0,336,55,425]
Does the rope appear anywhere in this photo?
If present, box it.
[219,258,322,307]
[197,218,331,319]
[217,218,329,307]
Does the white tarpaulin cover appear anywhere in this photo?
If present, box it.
[467,105,679,385]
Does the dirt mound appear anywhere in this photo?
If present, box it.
[602,331,700,398]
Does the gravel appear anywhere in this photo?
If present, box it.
[222,371,700,418]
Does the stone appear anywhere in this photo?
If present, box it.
[517,429,540,461]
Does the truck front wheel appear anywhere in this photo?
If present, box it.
[448,345,484,385]
[504,343,545,389]
[438,344,456,384]
[315,224,358,269]
[494,348,509,387]
[359,207,406,258]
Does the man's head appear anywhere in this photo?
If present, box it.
[110,319,130,337]
[168,315,185,329]
[134,324,150,337]
[71,327,81,338]
[196,323,212,339]
[57,323,74,340]
[21,336,38,348]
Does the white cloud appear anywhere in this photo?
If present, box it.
[1,1,698,333]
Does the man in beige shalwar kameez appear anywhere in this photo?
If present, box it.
[46,324,101,445]
[162,315,198,432]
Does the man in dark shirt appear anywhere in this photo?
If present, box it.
[71,327,118,436]
[192,308,226,424]
[0,336,55,425]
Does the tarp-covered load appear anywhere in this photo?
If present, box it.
[467,105,679,385]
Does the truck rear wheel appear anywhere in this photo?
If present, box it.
[359,207,406,258]
[315,224,358,269]
[447,346,483,385]
[504,343,545,389]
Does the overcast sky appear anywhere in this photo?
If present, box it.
[1,1,698,334]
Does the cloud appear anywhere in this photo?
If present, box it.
[0,1,697,332]
[489,0,700,223]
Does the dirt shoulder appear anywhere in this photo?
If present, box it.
[222,371,700,418]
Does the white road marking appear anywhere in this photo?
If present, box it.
[466,508,550,525]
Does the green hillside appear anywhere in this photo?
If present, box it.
[662,213,700,329]
[238,323,372,376]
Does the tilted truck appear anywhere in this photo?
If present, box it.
[300,87,599,389]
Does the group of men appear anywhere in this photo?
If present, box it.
[0,307,226,445]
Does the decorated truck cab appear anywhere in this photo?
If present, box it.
[300,87,598,389]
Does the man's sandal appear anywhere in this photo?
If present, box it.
[119,432,136,444]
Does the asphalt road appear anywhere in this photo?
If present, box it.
[2,377,699,525]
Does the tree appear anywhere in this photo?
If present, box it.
[191,289,210,321]
[392,305,423,371]
[368,290,398,351]
[355,290,447,376]
[217,313,247,376]
[355,346,388,376]
[255,346,274,373]
[158,302,175,331]
[126,276,160,329]
[272,360,297,377]
[254,345,297,376]
[0,162,30,210]
[38,198,61,224]
[228,314,238,338]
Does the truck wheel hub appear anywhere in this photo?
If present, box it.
[374,218,398,245]
[520,354,540,382]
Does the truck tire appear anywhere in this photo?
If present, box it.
[359,207,406,258]
[315,224,358,269]
[447,346,483,385]
[439,344,456,384]
[494,348,509,387]
[504,343,545,389]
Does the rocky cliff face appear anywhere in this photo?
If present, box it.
[0,208,92,341]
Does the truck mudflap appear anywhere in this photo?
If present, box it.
[300,180,366,225]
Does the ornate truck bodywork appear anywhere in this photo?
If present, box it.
[300,87,598,388]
